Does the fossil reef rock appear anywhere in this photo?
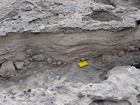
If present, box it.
[0,0,140,105]
[0,66,140,105]
[0,0,140,35]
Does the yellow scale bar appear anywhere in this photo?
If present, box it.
[78,61,88,67]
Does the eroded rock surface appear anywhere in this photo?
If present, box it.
[0,0,139,63]
[32,54,46,61]
[0,0,140,36]
[0,66,139,105]
[0,0,140,105]
[14,61,24,70]
[0,61,16,78]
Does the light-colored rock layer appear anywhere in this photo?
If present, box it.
[0,0,140,36]
[0,66,139,105]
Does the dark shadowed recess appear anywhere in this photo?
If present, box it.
[89,10,122,22]
[94,0,115,6]
[90,100,131,105]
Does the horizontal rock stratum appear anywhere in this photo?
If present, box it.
[0,0,140,36]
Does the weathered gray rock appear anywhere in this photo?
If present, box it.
[14,61,24,70]
[32,54,46,61]
[0,0,139,63]
[81,58,86,61]
[0,1,139,105]
[57,61,62,65]
[0,66,139,105]
[129,45,136,51]
[46,66,140,105]
[52,62,57,65]
[117,50,125,57]
[26,49,33,55]
[0,61,16,77]
[24,59,30,66]
[0,0,139,36]
[47,57,53,64]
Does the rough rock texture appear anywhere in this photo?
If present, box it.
[14,61,24,70]
[0,0,140,105]
[32,54,46,61]
[0,61,16,77]
[0,0,140,36]
[0,0,139,63]
[0,66,139,105]
[0,28,139,63]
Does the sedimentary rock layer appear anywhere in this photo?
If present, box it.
[0,26,139,64]
[0,0,140,36]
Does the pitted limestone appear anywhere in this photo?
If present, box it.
[0,0,139,36]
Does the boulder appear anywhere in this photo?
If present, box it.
[0,61,16,77]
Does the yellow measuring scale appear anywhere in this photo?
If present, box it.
[78,61,88,67]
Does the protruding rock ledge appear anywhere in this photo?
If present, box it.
[0,0,140,36]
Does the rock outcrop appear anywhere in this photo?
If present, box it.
[0,1,140,105]
[0,0,139,63]
[0,0,140,36]
[0,0,140,63]
[0,66,139,105]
